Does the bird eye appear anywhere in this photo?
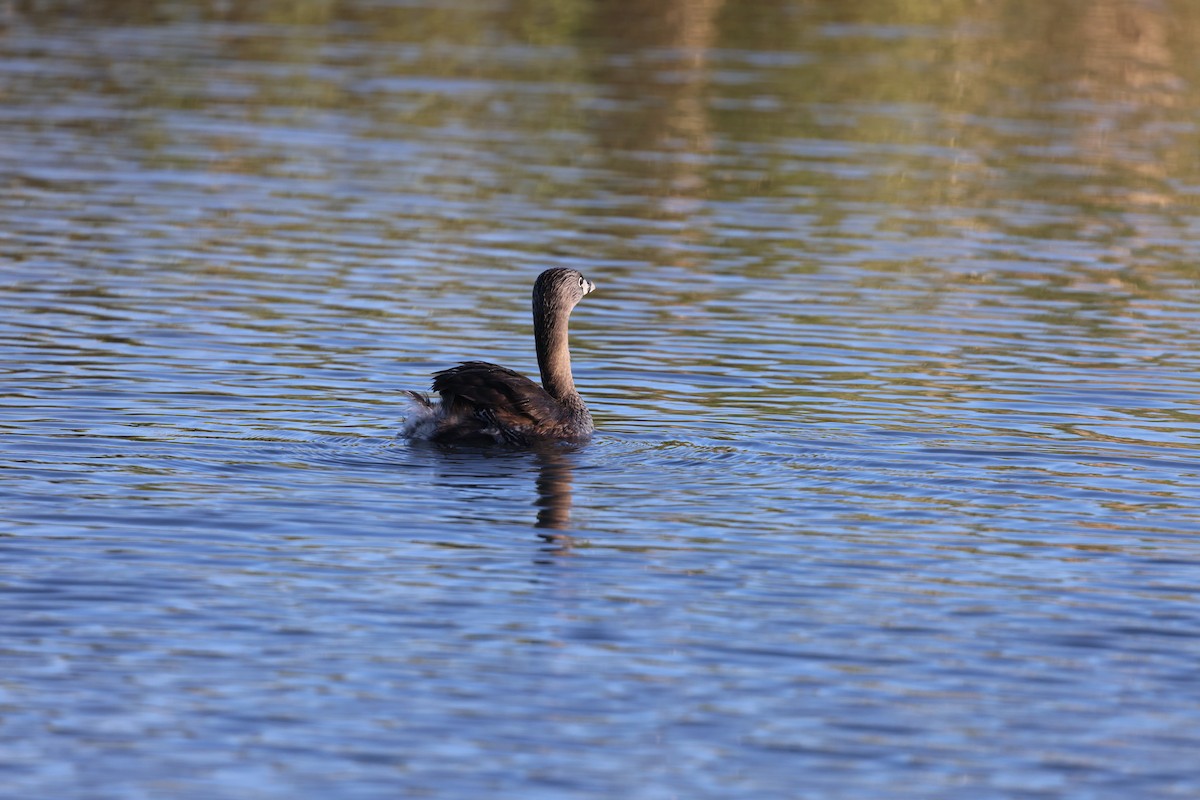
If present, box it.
[578,277,585,288]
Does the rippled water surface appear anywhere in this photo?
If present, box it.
[3,1,1200,797]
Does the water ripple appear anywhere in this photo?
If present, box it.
[3,4,1200,799]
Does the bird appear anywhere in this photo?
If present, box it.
[402,267,596,446]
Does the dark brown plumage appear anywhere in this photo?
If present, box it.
[402,268,595,446]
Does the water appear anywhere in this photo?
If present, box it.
[3,1,1200,797]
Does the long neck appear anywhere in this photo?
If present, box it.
[534,301,579,404]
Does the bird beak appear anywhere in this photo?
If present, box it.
[585,280,595,295]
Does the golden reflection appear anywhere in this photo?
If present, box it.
[1073,2,1178,103]
[1068,2,1177,211]
[585,0,725,260]
[14,0,1200,339]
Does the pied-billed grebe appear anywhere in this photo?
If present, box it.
[402,267,596,446]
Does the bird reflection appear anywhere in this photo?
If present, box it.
[408,440,582,549]
[532,445,577,549]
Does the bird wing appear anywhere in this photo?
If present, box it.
[432,361,567,433]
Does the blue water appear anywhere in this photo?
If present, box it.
[2,2,1200,798]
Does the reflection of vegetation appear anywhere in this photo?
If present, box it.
[505,0,585,45]
[10,0,1200,343]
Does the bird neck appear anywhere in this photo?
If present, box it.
[534,305,579,403]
